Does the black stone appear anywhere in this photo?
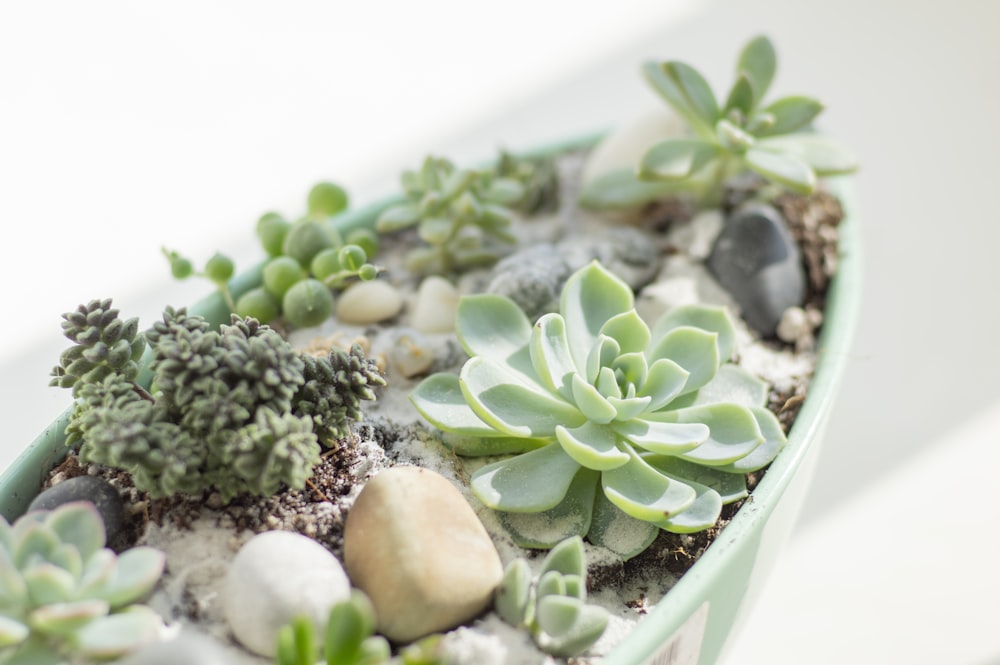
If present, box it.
[707,203,806,337]
[28,476,125,542]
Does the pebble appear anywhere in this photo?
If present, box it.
[222,530,351,657]
[410,276,461,333]
[388,329,436,378]
[115,630,235,665]
[580,107,687,187]
[485,244,572,321]
[707,203,806,337]
[343,466,504,643]
[635,255,736,327]
[558,225,662,290]
[29,476,125,543]
[336,280,404,325]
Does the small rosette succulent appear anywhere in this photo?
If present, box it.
[0,502,165,664]
[411,261,787,559]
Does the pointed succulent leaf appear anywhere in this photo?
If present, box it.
[601,449,697,522]
[714,407,788,473]
[324,591,376,665]
[441,432,550,457]
[744,147,816,194]
[652,477,723,534]
[471,444,582,512]
[639,138,720,180]
[611,352,647,391]
[647,327,721,396]
[44,503,106,560]
[28,599,109,635]
[536,570,567,600]
[570,374,617,425]
[642,62,713,136]
[737,35,777,104]
[637,358,690,411]
[14,524,59,569]
[560,262,634,371]
[410,373,503,437]
[23,563,76,606]
[599,310,651,355]
[612,418,707,455]
[69,606,161,660]
[651,403,764,465]
[644,455,748,504]
[562,574,585,601]
[99,547,166,608]
[537,595,582,638]
[587,491,659,561]
[755,134,859,175]
[46,544,83,580]
[0,551,29,606]
[651,305,737,363]
[76,549,117,599]
[530,313,579,400]
[495,558,533,627]
[724,73,755,117]
[596,366,622,400]
[585,335,621,386]
[757,96,825,136]
[455,294,532,366]
[670,364,768,410]
[578,168,685,210]
[540,604,609,658]
[540,535,586,579]
[498,468,598,549]
[0,616,29,647]
[607,395,651,423]
[556,422,629,470]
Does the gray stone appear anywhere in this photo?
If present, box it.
[707,203,806,337]
[115,630,235,665]
[557,225,661,291]
[343,466,504,643]
[29,476,125,543]
[486,244,572,321]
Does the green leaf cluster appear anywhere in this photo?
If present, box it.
[495,536,608,658]
[0,502,165,665]
[583,35,857,208]
[274,591,445,665]
[165,180,382,329]
[375,154,540,276]
[55,302,384,501]
[411,261,786,559]
[494,150,560,215]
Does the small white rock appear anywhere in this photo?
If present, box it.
[222,530,350,657]
[336,280,404,325]
[580,107,688,187]
[410,276,460,333]
[389,330,436,378]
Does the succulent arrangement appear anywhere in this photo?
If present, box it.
[274,592,445,665]
[495,536,608,658]
[411,261,786,558]
[51,298,385,500]
[580,34,857,209]
[0,502,165,664]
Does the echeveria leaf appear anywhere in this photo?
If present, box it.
[69,606,161,660]
[0,616,28,647]
[0,551,29,607]
[471,444,582,512]
[541,536,587,579]
[744,148,816,194]
[757,96,825,136]
[612,418,707,455]
[537,595,582,638]
[411,373,502,437]
[755,134,860,175]
[497,468,598,548]
[607,395,651,423]
[530,313,580,400]
[560,262,634,372]
[586,491,659,560]
[601,449,697,522]
[462,357,585,437]
[14,525,58,570]
[585,336,621,386]
[638,358,689,412]
[652,477,723,534]
[570,374,617,425]
[76,550,116,599]
[653,403,763,465]
[555,422,629,470]
[600,310,651,356]
[100,547,165,608]
[539,604,609,658]
[578,168,685,210]
[46,544,83,581]
[456,294,532,364]
[714,407,788,473]
[737,35,777,104]
[647,327,721,396]
[495,559,533,627]
[639,139,720,180]
[22,563,75,607]
[670,364,768,410]
[644,455,748,504]
[651,305,737,363]
[441,433,550,457]
[28,599,109,635]
[44,503,105,560]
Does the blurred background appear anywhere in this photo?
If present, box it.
[2,1,998,663]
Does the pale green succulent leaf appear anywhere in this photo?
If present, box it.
[669,364,768,410]
[607,395,651,422]
[570,374,617,425]
[539,604,609,658]
[585,336,621,386]
[14,525,59,570]
[471,444,581,512]
[417,217,453,245]
[495,558,533,627]
[587,492,660,560]
[744,147,816,194]
[0,616,29,648]
[46,544,83,581]
[536,570,567,600]
[76,549,116,599]
[358,636,392,665]
[70,605,161,660]
[0,520,15,554]
[28,599,109,635]
[462,357,585,438]
[578,168,686,211]
[601,449,697,523]
[23,563,76,607]
[99,547,166,609]
[757,96,825,136]
[561,262,634,372]
[755,134,859,175]
[324,591,374,665]
[637,358,689,412]
[737,35,777,105]
[374,202,421,232]
[644,455,748,503]
[0,551,29,606]
[456,294,534,374]
[611,352,647,391]
[647,327,720,396]
[410,373,503,437]
[4,638,63,665]
[537,595,582,638]
[562,574,585,601]
[556,422,629,471]
[651,403,764,465]
[715,118,755,151]
[612,418,707,455]
[665,62,720,127]
[600,311,651,355]
[724,73,755,117]
[541,535,586,579]
[641,62,713,136]
[639,138,720,181]
[530,313,579,400]
[497,468,598,548]
[596,366,622,400]
[441,432,550,457]
[651,305,737,363]
[485,178,526,206]
[714,407,788,473]
[652,477,723,534]
[44,503,105,561]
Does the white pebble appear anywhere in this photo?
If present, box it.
[410,276,460,333]
[580,107,688,187]
[222,530,350,657]
[336,280,404,325]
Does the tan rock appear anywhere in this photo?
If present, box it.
[336,280,404,324]
[410,276,460,333]
[344,466,503,643]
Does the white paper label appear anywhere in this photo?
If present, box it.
[641,601,709,665]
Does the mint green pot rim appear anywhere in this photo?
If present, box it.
[0,132,860,664]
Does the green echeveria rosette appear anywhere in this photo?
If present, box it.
[411,261,787,559]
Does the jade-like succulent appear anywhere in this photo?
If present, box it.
[274,591,445,665]
[411,261,786,559]
[375,156,526,276]
[494,150,560,215]
[581,35,857,209]
[495,537,608,658]
[0,502,165,664]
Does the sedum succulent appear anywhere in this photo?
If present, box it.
[0,502,165,665]
[495,536,608,658]
[411,261,787,559]
[295,345,388,443]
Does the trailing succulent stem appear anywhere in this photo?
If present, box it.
[53,301,384,501]
[411,261,786,559]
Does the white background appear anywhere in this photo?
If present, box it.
[3,1,999,663]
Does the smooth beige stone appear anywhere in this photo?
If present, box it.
[344,466,504,643]
[410,276,460,333]
[336,280,404,324]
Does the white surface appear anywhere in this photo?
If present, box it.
[3,1,1000,663]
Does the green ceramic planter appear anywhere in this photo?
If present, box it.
[0,133,859,665]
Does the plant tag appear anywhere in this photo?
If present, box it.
[641,601,708,665]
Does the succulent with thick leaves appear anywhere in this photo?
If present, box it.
[411,261,787,559]
[0,502,165,664]
[49,299,146,397]
[294,345,387,444]
[495,537,608,658]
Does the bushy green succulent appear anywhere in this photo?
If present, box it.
[411,261,786,559]
[495,536,608,658]
[55,302,384,501]
[494,150,560,215]
[274,591,445,665]
[0,502,165,665]
[581,35,857,209]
